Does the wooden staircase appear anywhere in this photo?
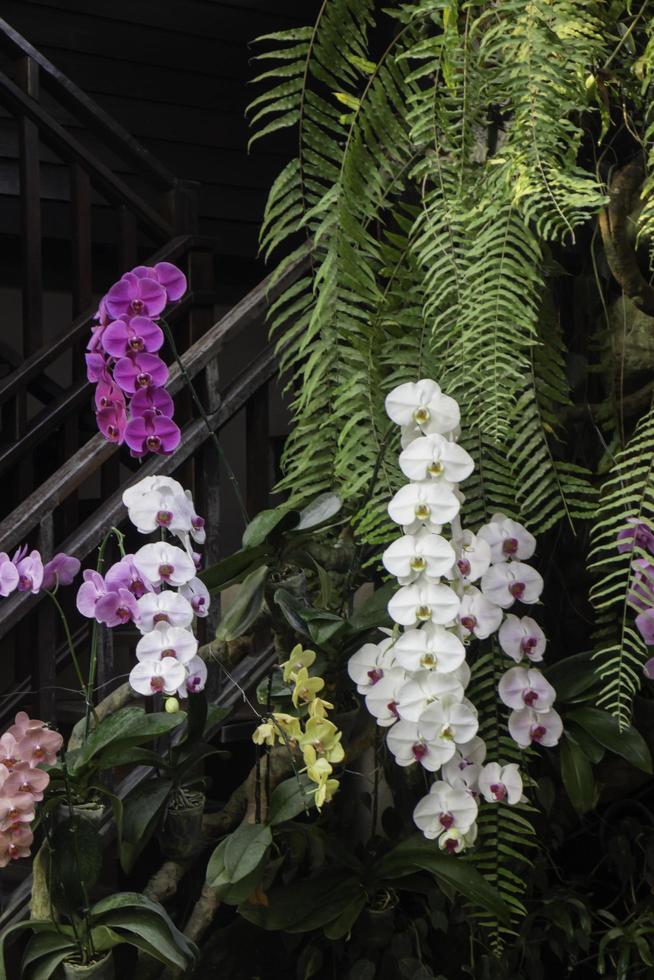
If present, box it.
[0,18,303,737]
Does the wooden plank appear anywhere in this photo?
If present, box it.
[9,0,306,44]
[16,56,43,354]
[0,15,177,189]
[246,381,270,517]
[1,9,249,77]
[0,67,172,240]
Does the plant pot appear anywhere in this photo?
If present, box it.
[159,791,205,860]
[63,952,114,979]
[56,802,106,829]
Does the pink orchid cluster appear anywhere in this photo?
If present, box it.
[0,547,80,598]
[77,476,210,699]
[619,520,654,677]
[86,262,187,458]
[0,712,62,867]
[348,379,560,853]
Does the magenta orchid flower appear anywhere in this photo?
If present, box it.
[179,577,210,617]
[76,570,106,619]
[618,519,654,556]
[498,666,556,712]
[85,352,108,383]
[94,588,140,628]
[508,706,563,748]
[101,316,164,357]
[480,561,544,608]
[113,352,168,395]
[498,614,546,663]
[129,385,174,419]
[105,273,167,320]
[177,656,208,697]
[96,404,127,444]
[104,555,155,599]
[124,409,180,457]
[132,262,188,303]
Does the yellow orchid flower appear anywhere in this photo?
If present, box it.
[308,697,334,719]
[299,717,344,764]
[252,721,276,746]
[306,755,333,784]
[271,712,302,741]
[291,667,324,707]
[281,644,316,683]
[315,778,340,810]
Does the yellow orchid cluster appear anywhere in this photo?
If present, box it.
[252,644,344,809]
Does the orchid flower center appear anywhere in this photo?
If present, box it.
[502,537,519,555]
[107,425,119,439]
[153,612,170,625]
[520,636,537,653]
[508,582,525,599]
[413,406,430,425]
[192,516,205,530]
[367,667,384,685]
[156,510,173,527]
[410,556,426,572]
[192,597,205,612]
[460,615,477,631]
[7,808,19,820]
[531,724,547,742]
[439,811,454,829]
[440,725,455,741]
[18,575,32,590]
[7,843,19,858]
[136,372,152,388]
[146,435,161,451]
[116,606,131,622]
[32,745,45,760]
[428,461,444,477]
[150,676,165,692]
[128,336,145,352]
[158,563,174,579]
[162,648,178,659]
[387,701,400,719]
[412,742,428,761]
[443,837,459,854]
[18,782,31,793]
[522,689,539,706]
[416,605,432,622]
[457,558,471,577]
[130,299,144,314]
[420,653,436,668]
[414,503,431,521]
[490,782,507,801]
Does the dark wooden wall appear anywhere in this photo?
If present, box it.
[0,0,316,283]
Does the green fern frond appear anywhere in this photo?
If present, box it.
[589,400,654,728]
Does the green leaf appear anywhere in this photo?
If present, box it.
[206,838,268,904]
[292,493,343,531]
[375,836,510,924]
[242,507,298,548]
[224,821,273,883]
[565,722,605,764]
[348,582,395,634]
[272,588,311,638]
[22,932,78,979]
[50,815,103,915]
[567,707,653,773]
[322,892,367,939]
[69,708,186,773]
[95,746,166,770]
[215,564,269,642]
[268,775,314,824]
[546,652,600,701]
[117,777,172,873]
[91,896,197,970]
[200,544,270,593]
[240,873,363,933]
[0,922,71,980]
[560,734,596,814]
[183,690,208,745]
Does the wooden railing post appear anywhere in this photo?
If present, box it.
[16,54,43,356]
[246,382,270,519]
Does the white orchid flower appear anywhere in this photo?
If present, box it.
[382,530,455,585]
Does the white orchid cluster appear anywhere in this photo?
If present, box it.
[121,476,211,701]
[348,380,561,854]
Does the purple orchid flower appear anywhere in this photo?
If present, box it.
[130,385,174,419]
[85,353,109,383]
[0,554,19,597]
[95,378,126,412]
[101,316,164,358]
[618,520,654,556]
[41,554,81,590]
[76,570,106,619]
[96,404,127,444]
[132,262,187,303]
[113,353,169,395]
[94,587,139,627]
[105,555,155,599]
[125,409,180,457]
[105,273,167,320]
[628,558,654,612]
[644,656,654,679]
[13,549,43,594]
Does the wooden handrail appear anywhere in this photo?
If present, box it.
[0,248,309,560]
[0,69,172,240]
[0,16,178,192]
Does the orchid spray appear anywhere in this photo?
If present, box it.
[348,380,561,853]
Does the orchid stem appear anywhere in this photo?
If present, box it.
[160,318,249,527]
[84,527,122,738]
[45,590,98,726]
